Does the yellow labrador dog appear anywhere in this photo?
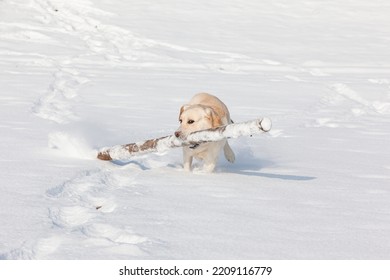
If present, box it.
[175,93,235,172]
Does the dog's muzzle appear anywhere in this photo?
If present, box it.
[175,131,199,149]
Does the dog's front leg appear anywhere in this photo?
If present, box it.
[183,147,193,171]
[203,149,220,173]
[203,161,217,173]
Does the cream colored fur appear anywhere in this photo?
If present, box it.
[175,93,235,172]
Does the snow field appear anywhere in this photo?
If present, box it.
[1,0,390,259]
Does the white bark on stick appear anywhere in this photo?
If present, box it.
[97,118,271,161]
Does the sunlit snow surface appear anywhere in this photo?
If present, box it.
[1,0,390,259]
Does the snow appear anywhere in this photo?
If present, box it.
[1,0,390,260]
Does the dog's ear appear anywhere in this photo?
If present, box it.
[179,106,184,119]
[205,107,222,127]
[179,105,190,120]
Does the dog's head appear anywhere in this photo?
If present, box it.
[175,104,222,139]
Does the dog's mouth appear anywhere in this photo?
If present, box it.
[189,143,200,149]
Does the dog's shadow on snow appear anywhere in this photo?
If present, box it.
[221,145,316,181]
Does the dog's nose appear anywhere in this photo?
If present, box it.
[175,131,181,138]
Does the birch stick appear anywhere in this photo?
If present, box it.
[97,117,271,161]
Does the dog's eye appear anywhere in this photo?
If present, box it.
[179,119,182,123]
[187,120,195,124]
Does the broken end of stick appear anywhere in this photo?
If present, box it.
[259,117,272,132]
[97,150,112,161]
